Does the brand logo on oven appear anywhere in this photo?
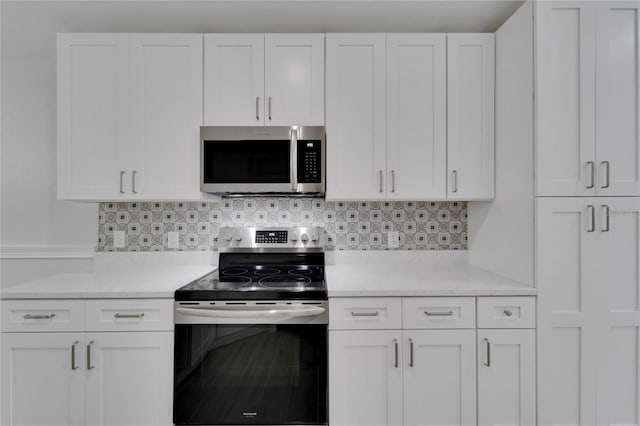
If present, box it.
[243,412,258,418]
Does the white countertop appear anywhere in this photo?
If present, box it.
[325,251,536,297]
[1,252,217,299]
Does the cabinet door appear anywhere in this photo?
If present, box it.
[477,330,536,426]
[326,34,387,200]
[265,34,324,126]
[130,34,203,200]
[535,2,597,196]
[536,197,599,426]
[594,198,640,426]
[1,332,85,426]
[595,3,640,196]
[85,332,173,426]
[386,34,447,200]
[403,330,476,426]
[204,34,265,126]
[447,34,495,200]
[57,33,130,200]
[329,330,403,426]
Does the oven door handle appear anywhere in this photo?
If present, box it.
[176,306,325,319]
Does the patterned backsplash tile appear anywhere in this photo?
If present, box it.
[97,199,467,252]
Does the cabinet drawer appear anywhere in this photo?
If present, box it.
[403,297,476,329]
[85,299,173,331]
[329,298,402,330]
[477,297,535,329]
[1,300,85,332]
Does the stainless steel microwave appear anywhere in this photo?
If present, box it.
[201,126,325,196]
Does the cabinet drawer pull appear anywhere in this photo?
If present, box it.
[409,338,414,367]
[452,170,458,193]
[393,339,398,368]
[87,341,95,370]
[484,338,491,367]
[131,171,138,194]
[378,170,383,193]
[391,170,396,193]
[351,311,379,317]
[602,205,610,232]
[601,161,610,189]
[24,313,55,320]
[119,171,126,194]
[587,161,595,189]
[114,313,145,319]
[268,96,272,121]
[587,205,595,232]
[503,309,513,317]
[256,96,260,121]
[425,310,453,317]
[71,341,79,370]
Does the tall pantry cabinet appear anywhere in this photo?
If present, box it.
[535,2,640,426]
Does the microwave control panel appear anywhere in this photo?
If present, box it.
[297,140,322,183]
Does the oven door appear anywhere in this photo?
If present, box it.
[174,306,328,425]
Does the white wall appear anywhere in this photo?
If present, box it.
[468,0,534,285]
[1,8,97,287]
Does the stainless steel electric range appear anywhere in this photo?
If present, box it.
[173,227,328,426]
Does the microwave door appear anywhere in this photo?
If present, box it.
[202,139,293,193]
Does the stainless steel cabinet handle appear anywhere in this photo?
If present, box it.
[87,341,95,370]
[391,170,396,193]
[256,96,260,121]
[484,338,491,367]
[131,171,137,194]
[602,205,610,232]
[601,161,610,189]
[425,310,454,317]
[587,205,595,232]
[587,161,595,189]
[24,313,55,320]
[268,97,272,121]
[452,170,458,193]
[503,310,513,317]
[393,339,398,368]
[409,338,414,367]
[114,313,145,319]
[378,170,383,193]
[71,341,79,370]
[119,171,125,194]
[351,311,379,317]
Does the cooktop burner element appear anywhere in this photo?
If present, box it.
[175,227,327,301]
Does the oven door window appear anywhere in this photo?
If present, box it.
[174,324,327,425]
[203,140,291,184]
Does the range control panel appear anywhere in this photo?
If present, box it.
[218,227,325,252]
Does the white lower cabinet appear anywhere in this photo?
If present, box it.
[329,297,536,426]
[1,299,173,426]
[477,329,536,426]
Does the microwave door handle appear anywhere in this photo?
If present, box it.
[176,306,325,319]
[290,129,298,191]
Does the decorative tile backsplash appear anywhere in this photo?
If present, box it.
[97,199,467,252]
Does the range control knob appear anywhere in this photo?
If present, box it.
[290,234,299,243]
[224,234,233,242]
[234,235,243,242]
[311,233,320,242]
[301,233,309,244]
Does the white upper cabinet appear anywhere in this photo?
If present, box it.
[129,34,203,200]
[58,33,203,201]
[326,34,387,200]
[204,34,264,126]
[536,1,640,196]
[204,33,324,126]
[387,34,447,200]
[447,34,495,200]
[57,33,130,200]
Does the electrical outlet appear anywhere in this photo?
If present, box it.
[168,232,180,249]
[388,231,399,249]
[113,231,125,248]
